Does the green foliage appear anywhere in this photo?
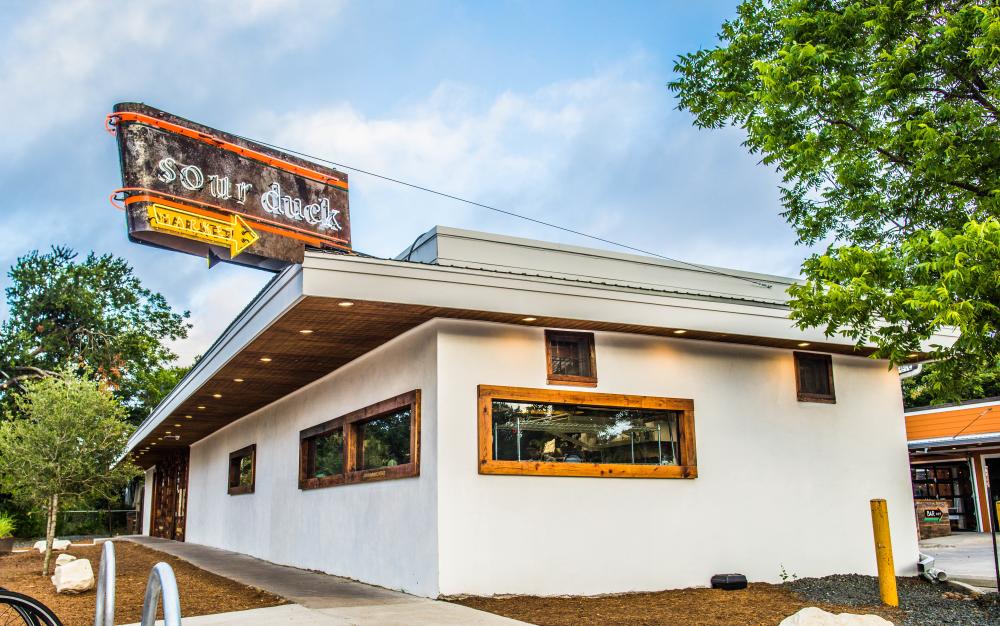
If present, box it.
[0,499,46,538]
[0,371,139,512]
[132,363,192,422]
[0,511,15,539]
[903,361,1000,407]
[0,246,190,423]
[670,1,1000,402]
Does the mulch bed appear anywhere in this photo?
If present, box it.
[451,582,903,626]
[0,541,286,626]
[451,575,1000,626]
[454,576,998,625]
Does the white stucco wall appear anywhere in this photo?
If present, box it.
[434,319,918,596]
[142,466,155,535]
[185,323,440,597]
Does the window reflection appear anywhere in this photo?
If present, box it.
[491,400,681,465]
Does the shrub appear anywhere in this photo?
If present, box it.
[0,512,16,539]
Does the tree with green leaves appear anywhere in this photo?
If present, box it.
[0,246,190,423]
[670,0,1000,402]
[0,371,138,575]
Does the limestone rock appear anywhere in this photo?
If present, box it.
[33,539,71,553]
[55,553,77,566]
[51,558,95,593]
[779,607,893,625]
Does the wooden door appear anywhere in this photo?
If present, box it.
[151,450,189,541]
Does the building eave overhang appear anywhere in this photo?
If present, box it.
[127,252,939,468]
[908,432,1000,450]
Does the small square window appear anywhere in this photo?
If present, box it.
[227,444,255,495]
[794,352,835,403]
[545,330,597,386]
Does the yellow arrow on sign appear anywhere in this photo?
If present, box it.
[147,204,259,258]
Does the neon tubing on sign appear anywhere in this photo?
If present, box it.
[105,112,349,190]
[111,187,352,251]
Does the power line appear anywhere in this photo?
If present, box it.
[236,134,774,289]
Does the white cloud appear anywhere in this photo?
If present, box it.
[0,0,346,159]
[251,58,802,274]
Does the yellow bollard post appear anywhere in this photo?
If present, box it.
[870,499,898,607]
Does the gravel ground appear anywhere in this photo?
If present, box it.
[788,575,998,625]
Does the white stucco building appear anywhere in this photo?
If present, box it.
[128,226,924,598]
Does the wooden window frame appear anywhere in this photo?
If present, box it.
[227,444,256,495]
[794,351,836,404]
[545,330,598,386]
[477,385,697,479]
[299,390,421,490]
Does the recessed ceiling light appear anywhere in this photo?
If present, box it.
[673,329,687,335]
[233,378,244,383]
[212,393,222,399]
[151,442,156,445]
[157,437,163,441]
[299,329,314,334]
[259,357,272,362]
[197,405,206,410]
[185,415,192,419]
[165,431,171,434]
[337,301,354,307]
[797,342,811,347]
[174,424,181,428]
[522,317,537,322]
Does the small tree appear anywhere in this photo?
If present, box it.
[0,371,138,575]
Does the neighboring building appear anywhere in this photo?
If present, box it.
[126,226,925,598]
[907,397,1000,534]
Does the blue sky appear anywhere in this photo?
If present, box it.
[0,0,801,363]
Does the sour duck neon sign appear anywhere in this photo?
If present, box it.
[108,102,351,269]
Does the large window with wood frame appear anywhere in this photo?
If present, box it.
[478,386,696,479]
[794,352,835,403]
[299,390,420,490]
[545,330,597,386]
[227,444,255,495]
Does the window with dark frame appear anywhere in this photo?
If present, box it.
[545,330,597,386]
[478,385,697,479]
[794,352,835,403]
[299,390,420,490]
[227,444,256,495]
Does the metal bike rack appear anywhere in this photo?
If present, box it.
[140,562,182,626]
[94,541,116,626]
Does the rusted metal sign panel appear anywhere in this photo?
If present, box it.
[109,102,351,270]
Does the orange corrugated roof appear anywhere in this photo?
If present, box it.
[906,404,1000,441]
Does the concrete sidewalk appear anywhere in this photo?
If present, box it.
[920,532,1000,590]
[122,536,530,625]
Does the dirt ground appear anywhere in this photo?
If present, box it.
[451,583,902,626]
[0,541,286,626]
